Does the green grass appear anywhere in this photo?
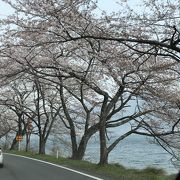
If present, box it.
[5,150,177,180]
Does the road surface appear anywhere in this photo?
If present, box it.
[0,154,103,180]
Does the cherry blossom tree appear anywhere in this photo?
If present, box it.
[0,79,32,150]
[0,0,180,165]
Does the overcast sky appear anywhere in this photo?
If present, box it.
[0,0,141,18]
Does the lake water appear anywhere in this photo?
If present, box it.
[15,134,179,175]
[83,135,179,175]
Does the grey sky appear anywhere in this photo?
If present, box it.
[0,0,141,18]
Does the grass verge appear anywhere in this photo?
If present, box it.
[5,150,176,180]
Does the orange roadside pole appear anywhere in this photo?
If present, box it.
[16,135,23,151]
[16,135,23,141]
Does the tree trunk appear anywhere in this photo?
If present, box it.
[71,135,90,160]
[10,131,22,150]
[10,137,18,150]
[39,135,46,154]
[98,126,108,165]
[70,123,100,160]
[25,133,30,152]
[99,149,108,165]
[39,142,46,154]
[99,115,108,165]
[11,115,23,150]
[69,127,78,159]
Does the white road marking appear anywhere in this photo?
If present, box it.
[5,153,104,180]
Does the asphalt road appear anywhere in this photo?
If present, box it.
[0,154,103,180]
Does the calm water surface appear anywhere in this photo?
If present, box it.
[31,134,179,174]
[84,135,178,174]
